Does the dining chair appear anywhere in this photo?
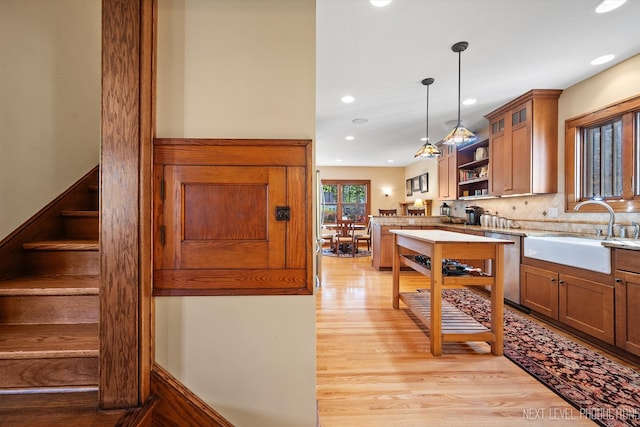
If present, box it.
[378,209,397,216]
[334,219,356,257]
[355,220,371,251]
[321,229,335,251]
[407,208,425,216]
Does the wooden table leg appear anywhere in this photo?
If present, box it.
[491,244,505,356]
[392,234,400,309]
[430,243,443,356]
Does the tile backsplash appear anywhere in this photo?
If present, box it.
[448,193,640,236]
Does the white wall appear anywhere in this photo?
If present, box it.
[154,1,316,426]
[0,0,101,239]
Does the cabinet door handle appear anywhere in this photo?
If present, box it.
[550,278,556,282]
[615,278,622,283]
[558,280,564,285]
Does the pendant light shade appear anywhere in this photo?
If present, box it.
[443,41,476,145]
[414,77,441,158]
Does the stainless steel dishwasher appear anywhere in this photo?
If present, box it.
[485,232,521,305]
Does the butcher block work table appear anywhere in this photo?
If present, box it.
[391,229,513,356]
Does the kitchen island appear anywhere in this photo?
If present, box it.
[391,229,512,356]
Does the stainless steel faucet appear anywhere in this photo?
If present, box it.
[632,221,640,239]
[574,199,615,239]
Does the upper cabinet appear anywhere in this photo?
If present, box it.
[485,89,562,196]
[437,144,457,200]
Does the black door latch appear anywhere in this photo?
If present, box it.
[275,206,290,221]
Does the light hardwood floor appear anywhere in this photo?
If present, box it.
[316,255,597,427]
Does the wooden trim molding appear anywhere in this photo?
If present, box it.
[150,364,234,427]
[565,93,640,213]
[101,0,154,409]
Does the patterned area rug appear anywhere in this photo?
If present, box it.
[322,248,371,258]
[438,288,640,427]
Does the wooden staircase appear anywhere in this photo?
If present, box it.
[0,168,126,424]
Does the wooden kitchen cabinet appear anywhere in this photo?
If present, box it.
[372,225,394,270]
[521,264,558,319]
[437,144,457,200]
[614,249,640,356]
[372,224,435,270]
[521,262,614,344]
[456,139,489,199]
[486,89,561,196]
[559,273,614,344]
[153,138,313,296]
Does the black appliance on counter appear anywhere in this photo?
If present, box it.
[465,206,483,225]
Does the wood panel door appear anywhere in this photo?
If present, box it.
[559,273,614,344]
[510,100,532,195]
[153,139,312,296]
[615,270,640,355]
[488,116,505,196]
[520,264,558,319]
[160,165,286,270]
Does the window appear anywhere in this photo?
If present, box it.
[566,95,640,213]
[581,118,623,199]
[321,180,370,224]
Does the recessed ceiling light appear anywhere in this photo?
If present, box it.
[462,98,477,106]
[595,0,627,13]
[336,159,343,163]
[345,136,355,141]
[341,95,355,103]
[420,137,428,142]
[387,160,394,163]
[352,118,368,124]
[591,54,615,65]
[370,0,392,7]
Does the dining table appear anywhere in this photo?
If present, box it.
[322,223,367,254]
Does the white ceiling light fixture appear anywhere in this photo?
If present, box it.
[414,78,441,158]
[341,95,355,103]
[443,41,477,145]
[591,54,615,65]
[595,0,627,13]
[462,98,477,106]
[345,136,355,141]
[370,0,392,7]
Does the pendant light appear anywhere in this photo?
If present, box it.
[443,41,476,145]
[414,77,441,158]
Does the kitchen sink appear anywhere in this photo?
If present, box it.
[523,235,611,274]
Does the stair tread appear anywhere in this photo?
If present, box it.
[60,210,98,218]
[23,240,99,251]
[0,275,98,296]
[0,324,99,358]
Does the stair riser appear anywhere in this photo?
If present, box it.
[26,252,99,275]
[0,357,98,388]
[63,217,99,240]
[0,389,98,410]
[0,295,98,325]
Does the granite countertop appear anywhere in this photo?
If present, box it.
[371,215,640,251]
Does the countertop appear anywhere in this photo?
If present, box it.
[371,215,640,251]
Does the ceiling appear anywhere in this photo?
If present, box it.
[316,0,640,167]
